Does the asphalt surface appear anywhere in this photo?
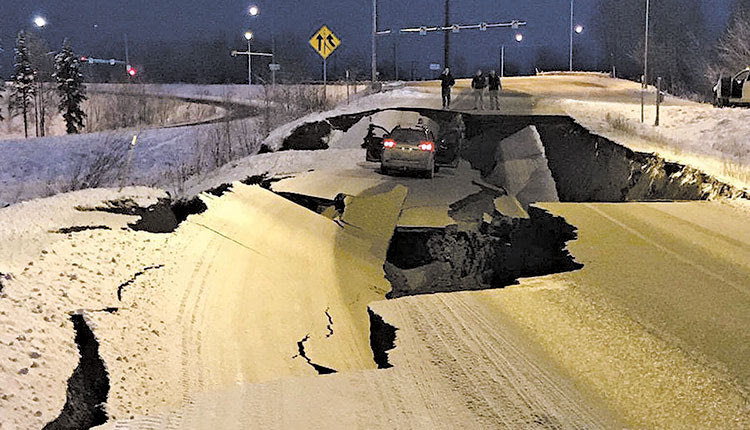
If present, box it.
[60,77,750,428]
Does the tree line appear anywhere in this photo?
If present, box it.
[597,0,750,97]
[2,31,87,138]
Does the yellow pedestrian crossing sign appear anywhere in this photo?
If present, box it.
[309,25,341,60]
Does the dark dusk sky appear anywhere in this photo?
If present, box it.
[0,1,735,80]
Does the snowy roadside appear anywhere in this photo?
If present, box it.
[0,83,371,207]
[553,92,750,191]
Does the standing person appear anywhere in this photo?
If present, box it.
[439,68,455,109]
[471,69,486,110]
[488,70,501,110]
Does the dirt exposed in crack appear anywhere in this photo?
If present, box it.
[293,335,337,375]
[368,308,397,369]
[385,203,582,298]
[0,272,12,293]
[460,114,749,202]
[275,192,339,215]
[117,265,165,301]
[76,196,207,233]
[284,109,747,202]
[54,226,112,234]
[43,313,109,430]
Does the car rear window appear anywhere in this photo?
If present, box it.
[388,128,428,144]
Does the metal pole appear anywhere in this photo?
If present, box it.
[655,76,662,126]
[644,0,649,88]
[641,74,645,122]
[372,0,377,82]
[272,9,277,85]
[501,45,505,78]
[323,58,327,99]
[271,34,276,85]
[444,0,451,69]
[124,33,129,66]
[249,52,253,87]
[569,0,574,72]
[393,41,398,80]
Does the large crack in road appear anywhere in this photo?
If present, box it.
[34,106,749,429]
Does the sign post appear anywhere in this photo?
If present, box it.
[310,25,341,100]
[269,63,281,85]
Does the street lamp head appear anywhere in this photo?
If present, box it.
[575,24,584,34]
[515,33,523,42]
[244,31,254,41]
[33,16,47,28]
[249,5,260,16]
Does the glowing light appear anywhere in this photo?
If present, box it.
[515,33,523,42]
[244,31,254,41]
[249,5,260,16]
[33,16,47,28]
[575,24,584,34]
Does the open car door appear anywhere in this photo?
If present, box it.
[365,124,390,162]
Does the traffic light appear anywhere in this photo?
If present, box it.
[127,66,137,77]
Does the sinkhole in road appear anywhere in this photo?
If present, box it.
[280,108,748,202]
[385,204,582,298]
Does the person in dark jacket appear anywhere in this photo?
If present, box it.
[487,70,501,110]
[471,69,487,110]
[439,68,455,109]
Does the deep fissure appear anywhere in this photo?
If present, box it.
[43,313,109,430]
[293,335,337,375]
[368,308,398,369]
[385,205,582,298]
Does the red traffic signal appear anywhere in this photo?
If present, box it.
[127,66,137,77]
[80,56,88,62]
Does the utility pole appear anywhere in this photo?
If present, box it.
[501,45,505,78]
[393,41,398,80]
[641,0,650,122]
[444,0,450,69]
[372,0,377,82]
[569,0,573,71]
[644,0,650,88]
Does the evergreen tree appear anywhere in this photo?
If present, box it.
[10,31,36,139]
[53,39,87,134]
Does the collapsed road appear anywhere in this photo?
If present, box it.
[1,78,749,429]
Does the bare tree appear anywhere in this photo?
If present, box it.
[710,7,750,79]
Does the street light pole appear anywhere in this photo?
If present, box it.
[372,0,377,83]
[249,4,276,85]
[569,0,573,72]
[444,0,450,69]
[644,0,650,88]
[501,44,509,78]
[245,31,254,85]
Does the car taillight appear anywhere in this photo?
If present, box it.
[383,139,396,148]
[419,141,434,151]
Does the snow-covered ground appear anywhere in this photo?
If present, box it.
[2,75,749,210]
[0,83,371,207]
[559,97,750,190]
